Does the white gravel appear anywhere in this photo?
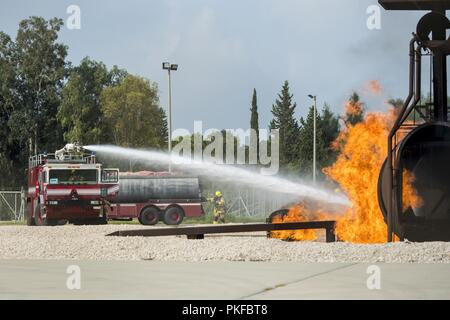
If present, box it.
[0,225,449,263]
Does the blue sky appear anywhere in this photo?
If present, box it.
[0,0,425,133]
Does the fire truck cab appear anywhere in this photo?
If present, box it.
[27,143,119,226]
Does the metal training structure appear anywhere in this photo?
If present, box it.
[378,0,450,241]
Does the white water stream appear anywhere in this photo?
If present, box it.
[85,145,350,207]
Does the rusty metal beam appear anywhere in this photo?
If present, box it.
[107,221,337,242]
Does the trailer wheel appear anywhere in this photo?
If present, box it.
[163,206,184,225]
[139,206,160,225]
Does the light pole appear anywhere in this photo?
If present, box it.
[162,62,178,172]
[308,94,317,184]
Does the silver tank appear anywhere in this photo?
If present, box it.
[116,175,201,203]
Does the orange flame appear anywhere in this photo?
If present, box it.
[344,99,364,117]
[270,205,319,241]
[364,80,382,96]
[271,91,424,243]
[324,111,395,243]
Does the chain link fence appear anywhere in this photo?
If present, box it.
[0,190,26,221]
[200,179,298,218]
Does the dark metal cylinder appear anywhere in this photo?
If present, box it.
[378,122,450,241]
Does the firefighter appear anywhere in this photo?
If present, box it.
[208,191,226,224]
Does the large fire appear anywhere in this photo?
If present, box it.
[324,111,395,243]
[271,89,423,243]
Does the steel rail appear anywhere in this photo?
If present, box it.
[107,221,337,242]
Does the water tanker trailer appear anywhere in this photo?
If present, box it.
[107,172,205,225]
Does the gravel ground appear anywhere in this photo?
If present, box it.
[0,225,449,263]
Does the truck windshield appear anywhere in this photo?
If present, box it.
[48,169,98,185]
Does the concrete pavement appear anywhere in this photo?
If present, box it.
[0,260,449,299]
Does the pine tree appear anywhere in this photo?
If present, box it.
[270,81,300,168]
[250,88,259,163]
[298,104,340,178]
[344,92,364,126]
[298,105,326,177]
[319,103,340,167]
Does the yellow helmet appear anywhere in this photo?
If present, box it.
[215,191,222,197]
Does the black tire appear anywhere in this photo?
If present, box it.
[33,200,44,226]
[26,202,36,226]
[163,206,184,225]
[139,206,160,225]
[34,201,56,226]
[45,219,59,226]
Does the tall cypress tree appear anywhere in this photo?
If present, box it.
[250,88,259,163]
[270,81,300,168]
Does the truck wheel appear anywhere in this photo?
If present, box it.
[140,206,160,225]
[34,206,48,226]
[26,202,36,226]
[163,206,184,225]
[33,201,57,226]
[45,219,59,226]
[33,200,45,226]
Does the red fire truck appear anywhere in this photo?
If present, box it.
[27,143,119,226]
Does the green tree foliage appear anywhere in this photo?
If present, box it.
[0,32,19,188]
[298,105,325,176]
[58,57,127,145]
[0,33,17,166]
[297,104,340,177]
[0,17,68,187]
[13,17,68,154]
[101,75,168,148]
[319,103,340,166]
[0,16,173,187]
[270,81,300,169]
[344,91,364,127]
[387,98,403,110]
